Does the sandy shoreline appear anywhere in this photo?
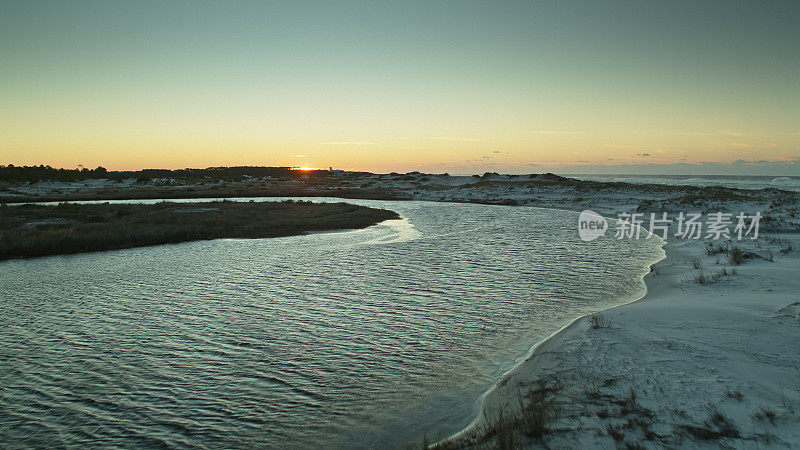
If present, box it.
[442,223,800,447]
[442,241,665,439]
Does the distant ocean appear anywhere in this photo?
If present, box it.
[566,174,800,193]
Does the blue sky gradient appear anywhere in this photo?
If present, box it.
[1,1,798,174]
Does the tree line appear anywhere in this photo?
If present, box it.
[0,165,304,183]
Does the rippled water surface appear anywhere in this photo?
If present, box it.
[0,199,663,448]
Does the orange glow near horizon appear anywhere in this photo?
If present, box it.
[1,3,798,176]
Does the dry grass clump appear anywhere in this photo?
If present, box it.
[705,242,728,256]
[753,407,777,424]
[680,407,740,441]
[688,267,739,285]
[727,247,745,265]
[481,379,562,448]
[588,313,613,330]
[438,377,562,449]
[723,387,743,400]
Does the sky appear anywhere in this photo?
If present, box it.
[1,0,798,175]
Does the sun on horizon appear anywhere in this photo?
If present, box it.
[1,1,798,175]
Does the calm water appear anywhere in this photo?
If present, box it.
[0,199,663,448]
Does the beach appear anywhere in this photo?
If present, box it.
[442,199,800,447]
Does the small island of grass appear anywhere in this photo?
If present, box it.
[0,200,400,261]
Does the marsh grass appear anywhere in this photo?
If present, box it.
[0,200,399,260]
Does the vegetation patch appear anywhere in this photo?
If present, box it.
[435,377,562,449]
[588,313,613,330]
[0,200,399,260]
[680,407,741,441]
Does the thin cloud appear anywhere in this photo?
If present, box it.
[731,142,777,149]
[666,130,753,137]
[603,144,645,150]
[532,130,586,135]
[719,130,745,137]
[320,141,379,146]
[666,131,712,136]
[430,136,485,141]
